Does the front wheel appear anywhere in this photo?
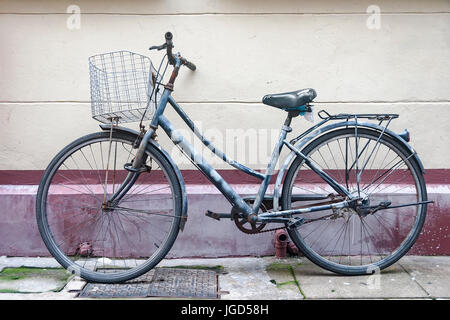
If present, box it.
[281,128,428,275]
[36,131,183,283]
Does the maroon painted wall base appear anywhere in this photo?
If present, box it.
[0,170,448,257]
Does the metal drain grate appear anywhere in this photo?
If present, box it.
[78,267,218,299]
[149,268,217,298]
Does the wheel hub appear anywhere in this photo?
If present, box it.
[102,202,115,212]
[350,190,372,217]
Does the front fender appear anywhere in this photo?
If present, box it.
[273,121,425,210]
[99,124,188,231]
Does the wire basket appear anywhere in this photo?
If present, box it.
[89,51,160,124]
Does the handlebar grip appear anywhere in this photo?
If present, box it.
[183,59,197,71]
[165,32,173,50]
[164,32,175,64]
[165,32,173,42]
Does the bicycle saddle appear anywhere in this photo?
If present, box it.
[262,88,316,110]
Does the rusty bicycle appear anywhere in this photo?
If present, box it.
[36,32,431,283]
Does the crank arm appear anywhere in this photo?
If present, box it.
[205,210,232,221]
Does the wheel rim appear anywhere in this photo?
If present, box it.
[39,135,179,281]
[285,130,425,271]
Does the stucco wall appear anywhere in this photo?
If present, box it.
[0,0,449,170]
[0,0,449,258]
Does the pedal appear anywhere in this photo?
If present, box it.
[205,210,232,221]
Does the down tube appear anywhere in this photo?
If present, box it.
[157,114,252,217]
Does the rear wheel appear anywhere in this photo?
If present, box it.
[36,131,183,283]
[281,128,427,275]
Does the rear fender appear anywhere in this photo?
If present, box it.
[273,121,425,210]
[99,124,188,231]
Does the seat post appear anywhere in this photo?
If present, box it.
[284,113,293,128]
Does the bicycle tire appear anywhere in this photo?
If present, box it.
[281,128,428,275]
[36,131,183,283]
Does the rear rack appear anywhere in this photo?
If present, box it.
[290,109,400,146]
[317,110,399,121]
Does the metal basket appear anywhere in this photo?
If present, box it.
[89,51,159,124]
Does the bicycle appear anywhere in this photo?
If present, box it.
[36,32,432,283]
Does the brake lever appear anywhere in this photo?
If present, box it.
[149,43,167,51]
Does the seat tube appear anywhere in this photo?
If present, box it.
[252,115,292,213]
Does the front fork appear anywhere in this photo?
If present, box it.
[104,128,155,206]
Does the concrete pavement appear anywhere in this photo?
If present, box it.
[0,255,448,300]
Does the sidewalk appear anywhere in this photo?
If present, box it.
[0,255,448,300]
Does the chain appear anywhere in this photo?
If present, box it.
[254,225,287,234]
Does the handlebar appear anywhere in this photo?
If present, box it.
[164,32,175,64]
[149,32,196,71]
[181,58,196,71]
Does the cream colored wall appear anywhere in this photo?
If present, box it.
[0,0,449,170]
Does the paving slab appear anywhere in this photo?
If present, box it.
[265,259,304,299]
[0,256,60,272]
[219,269,300,300]
[0,291,78,300]
[64,277,87,292]
[399,256,450,298]
[290,258,430,299]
